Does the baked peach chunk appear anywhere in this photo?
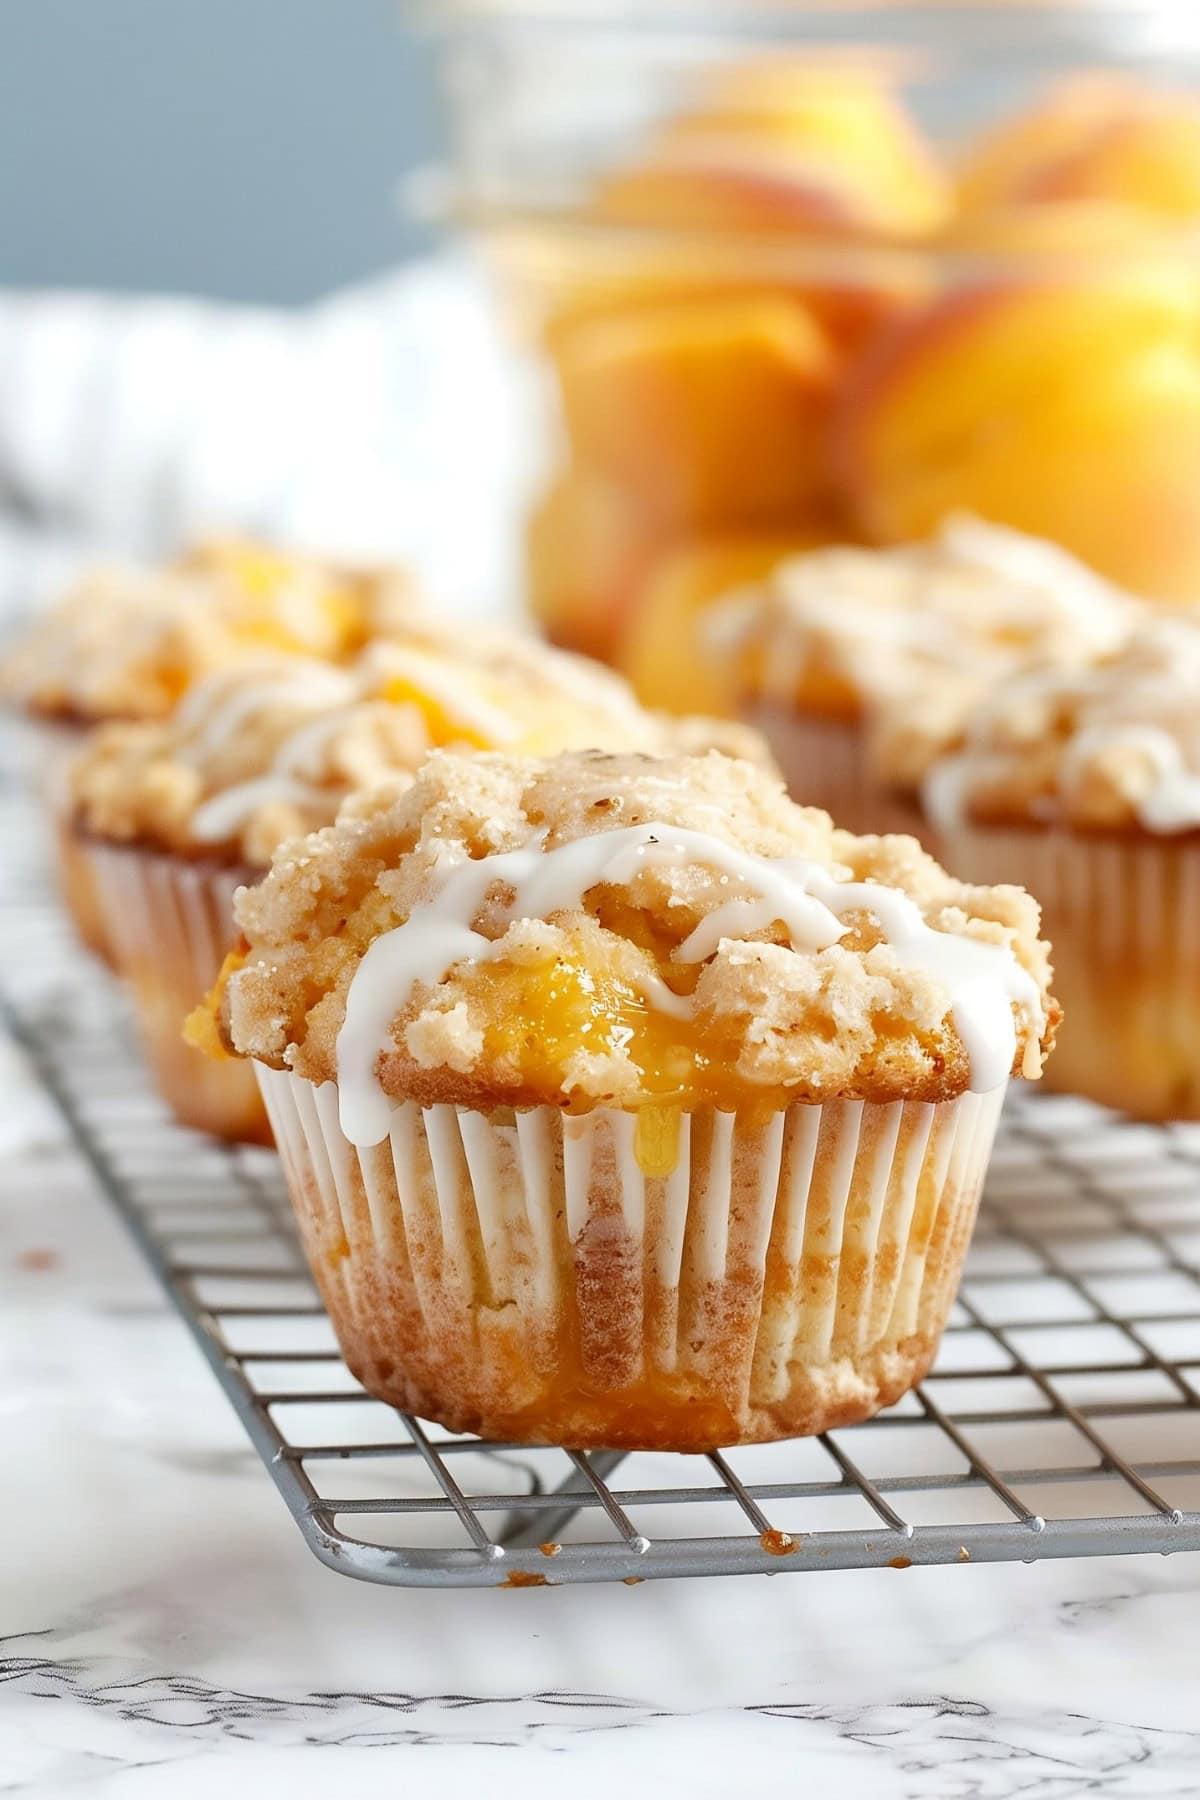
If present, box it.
[619,525,833,716]
[180,538,369,658]
[553,294,836,529]
[834,269,1200,597]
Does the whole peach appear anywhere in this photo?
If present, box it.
[526,470,665,662]
[834,268,1200,599]
[552,293,837,529]
[619,525,836,716]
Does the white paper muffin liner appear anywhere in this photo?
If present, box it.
[16,715,112,958]
[257,1069,1005,1449]
[745,700,927,841]
[941,821,1200,1119]
[81,837,270,1142]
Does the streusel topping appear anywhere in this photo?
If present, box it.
[924,615,1200,835]
[70,628,757,864]
[221,748,1055,1137]
[0,538,415,724]
[722,515,1135,788]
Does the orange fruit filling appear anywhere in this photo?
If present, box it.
[470,950,789,1162]
[185,947,246,1060]
[378,671,498,749]
[192,540,369,659]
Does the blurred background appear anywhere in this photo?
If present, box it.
[6,0,1200,645]
[0,0,440,302]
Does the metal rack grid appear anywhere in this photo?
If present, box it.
[6,794,1200,1587]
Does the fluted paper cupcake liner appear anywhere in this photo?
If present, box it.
[82,836,270,1143]
[17,715,111,959]
[941,822,1200,1120]
[746,701,926,841]
[258,1069,1005,1449]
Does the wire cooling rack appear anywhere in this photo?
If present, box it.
[5,787,1200,1587]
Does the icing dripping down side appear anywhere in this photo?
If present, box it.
[334,822,1043,1148]
[924,724,1200,837]
[1062,725,1200,834]
[188,705,365,844]
[191,774,335,844]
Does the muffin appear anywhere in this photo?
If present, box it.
[1,539,414,727]
[718,513,1134,839]
[1,538,414,955]
[205,747,1054,1450]
[70,632,747,1142]
[926,613,1200,1120]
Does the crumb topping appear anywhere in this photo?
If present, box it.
[721,515,1136,789]
[924,614,1200,835]
[0,538,416,724]
[69,627,754,864]
[220,748,1056,1122]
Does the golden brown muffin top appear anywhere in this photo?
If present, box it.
[219,748,1055,1141]
[70,627,758,865]
[924,614,1200,836]
[721,515,1135,787]
[0,538,416,725]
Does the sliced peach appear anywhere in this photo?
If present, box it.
[540,228,927,370]
[834,271,1200,597]
[943,197,1171,257]
[594,153,864,237]
[553,293,837,529]
[644,58,953,241]
[1026,97,1200,217]
[956,74,1152,215]
[526,470,665,662]
[619,526,834,716]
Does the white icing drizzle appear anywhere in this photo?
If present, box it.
[191,775,331,843]
[1061,724,1200,834]
[186,642,548,846]
[335,822,1042,1147]
[724,516,1134,707]
[526,642,648,721]
[922,754,980,838]
[270,707,361,779]
[936,514,1133,642]
[173,665,362,845]
[366,644,523,745]
[172,662,356,764]
[923,621,1200,836]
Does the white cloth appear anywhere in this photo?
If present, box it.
[0,251,537,624]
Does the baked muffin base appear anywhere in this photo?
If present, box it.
[81,835,271,1143]
[258,1072,1004,1450]
[940,822,1200,1121]
[744,701,928,842]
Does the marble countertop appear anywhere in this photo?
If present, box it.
[4,268,1197,1795]
[3,1005,1200,1797]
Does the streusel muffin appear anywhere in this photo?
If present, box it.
[1,538,414,728]
[1,538,414,956]
[926,614,1200,1119]
[719,514,1134,838]
[71,634,750,1142]
[208,747,1055,1449]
